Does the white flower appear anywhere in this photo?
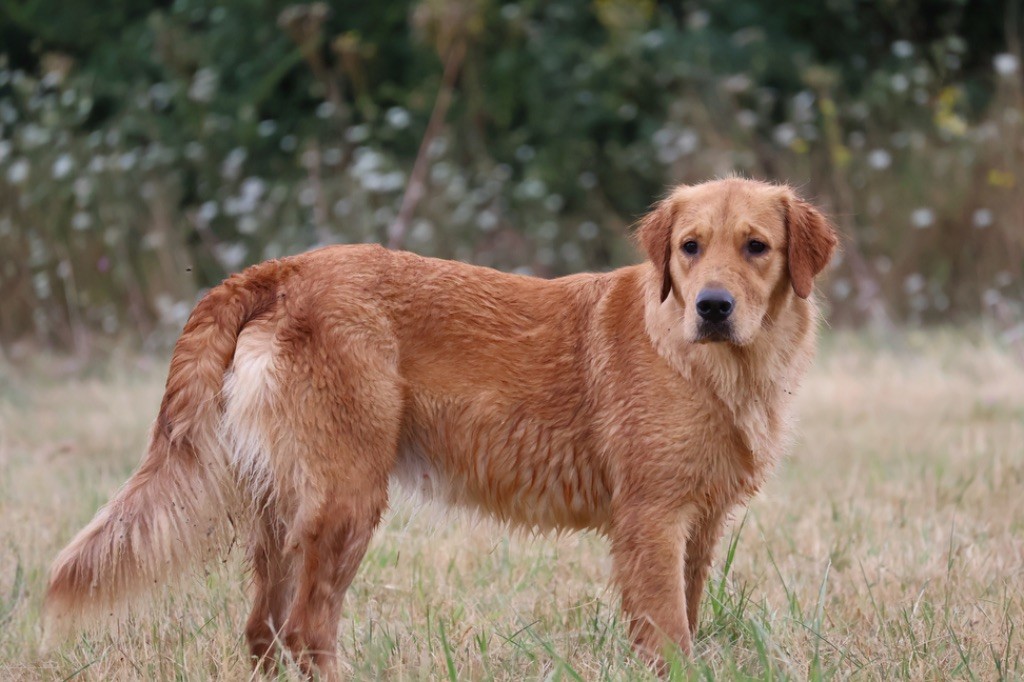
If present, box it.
[903,273,925,294]
[891,40,913,58]
[867,149,891,170]
[972,208,993,229]
[71,212,93,230]
[21,123,51,148]
[0,101,16,124]
[149,82,173,109]
[215,243,246,269]
[518,178,546,199]
[653,127,675,148]
[322,147,342,165]
[198,201,219,224]
[345,125,370,143]
[188,68,219,103]
[118,150,138,171]
[258,120,277,137]
[240,177,266,203]
[911,207,934,228]
[7,158,29,184]
[352,148,383,176]
[33,272,51,298]
[316,102,336,119]
[52,154,74,179]
[385,107,411,130]
[427,136,448,159]
[688,10,709,30]
[722,74,751,94]
[994,53,1019,76]
[641,30,664,49]
[735,110,758,129]
[890,74,909,93]
[379,170,405,192]
[430,161,453,184]
[792,90,816,119]
[477,211,498,231]
[543,194,564,212]
[410,219,434,243]
[332,198,351,217]
[677,129,699,155]
[220,147,247,180]
[773,124,797,146]
[238,215,258,235]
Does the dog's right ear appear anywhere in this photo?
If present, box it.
[635,198,678,303]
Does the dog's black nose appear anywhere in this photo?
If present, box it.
[696,288,734,323]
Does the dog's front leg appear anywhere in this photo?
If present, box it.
[684,508,728,637]
[610,502,697,668]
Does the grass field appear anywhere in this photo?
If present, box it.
[1,331,1022,680]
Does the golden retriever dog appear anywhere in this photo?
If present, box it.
[45,178,837,678]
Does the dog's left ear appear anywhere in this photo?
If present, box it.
[785,194,838,299]
[636,198,678,302]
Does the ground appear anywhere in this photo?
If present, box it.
[0,331,1021,680]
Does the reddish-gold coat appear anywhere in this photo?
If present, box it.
[44,178,838,678]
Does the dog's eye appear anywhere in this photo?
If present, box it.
[682,240,699,255]
[746,239,768,255]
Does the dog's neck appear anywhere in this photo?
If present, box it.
[642,269,818,459]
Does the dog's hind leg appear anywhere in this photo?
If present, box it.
[269,331,403,680]
[245,500,294,673]
[280,487,388,680]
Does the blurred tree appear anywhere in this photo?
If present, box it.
[0,0,1021,351]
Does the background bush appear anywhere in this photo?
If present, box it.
[0,0,1021,353]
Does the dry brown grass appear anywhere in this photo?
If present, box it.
[1,331,1022,680]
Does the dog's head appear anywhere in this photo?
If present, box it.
[637,178,837,346]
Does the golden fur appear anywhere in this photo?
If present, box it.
[44,178,838,678]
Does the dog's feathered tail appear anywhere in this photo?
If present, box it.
[43,260,289,640]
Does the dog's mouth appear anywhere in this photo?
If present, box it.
[694,320,735,344]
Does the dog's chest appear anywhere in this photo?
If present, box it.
[707,379,797,502]
[643,376,796,509]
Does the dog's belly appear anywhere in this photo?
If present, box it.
[391,396,612,532]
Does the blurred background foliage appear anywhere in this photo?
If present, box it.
[0,0,1022,354]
